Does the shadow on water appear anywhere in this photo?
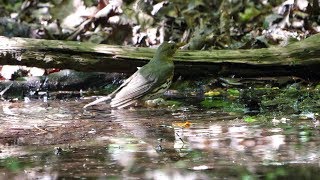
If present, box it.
[0,99,319,179]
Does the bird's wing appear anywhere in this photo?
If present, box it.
[83,74,136,108]
[110,71,157,108]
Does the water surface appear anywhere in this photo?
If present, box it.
[0,99,319,179]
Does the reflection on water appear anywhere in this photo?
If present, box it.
[0,99,319,179]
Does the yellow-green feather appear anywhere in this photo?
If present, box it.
[84,42,178,109]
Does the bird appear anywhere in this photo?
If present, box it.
[84,42,180,109]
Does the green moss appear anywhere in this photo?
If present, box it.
[201,98,230,108]
[227,88,240,97]
[243,116,256,123]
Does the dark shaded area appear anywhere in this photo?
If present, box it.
[174,62,320,81]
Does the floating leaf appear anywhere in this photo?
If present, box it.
[173,121,191,128]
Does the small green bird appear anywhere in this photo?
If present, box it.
[84,42,180,109]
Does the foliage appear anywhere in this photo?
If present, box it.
[0,0,318,49]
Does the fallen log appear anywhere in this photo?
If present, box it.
[0,34,319,79]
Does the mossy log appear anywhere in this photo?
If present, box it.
[0,34,320,79]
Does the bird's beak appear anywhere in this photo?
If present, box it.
[176,42,186,49]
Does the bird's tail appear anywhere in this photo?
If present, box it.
[83,96,112,108]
